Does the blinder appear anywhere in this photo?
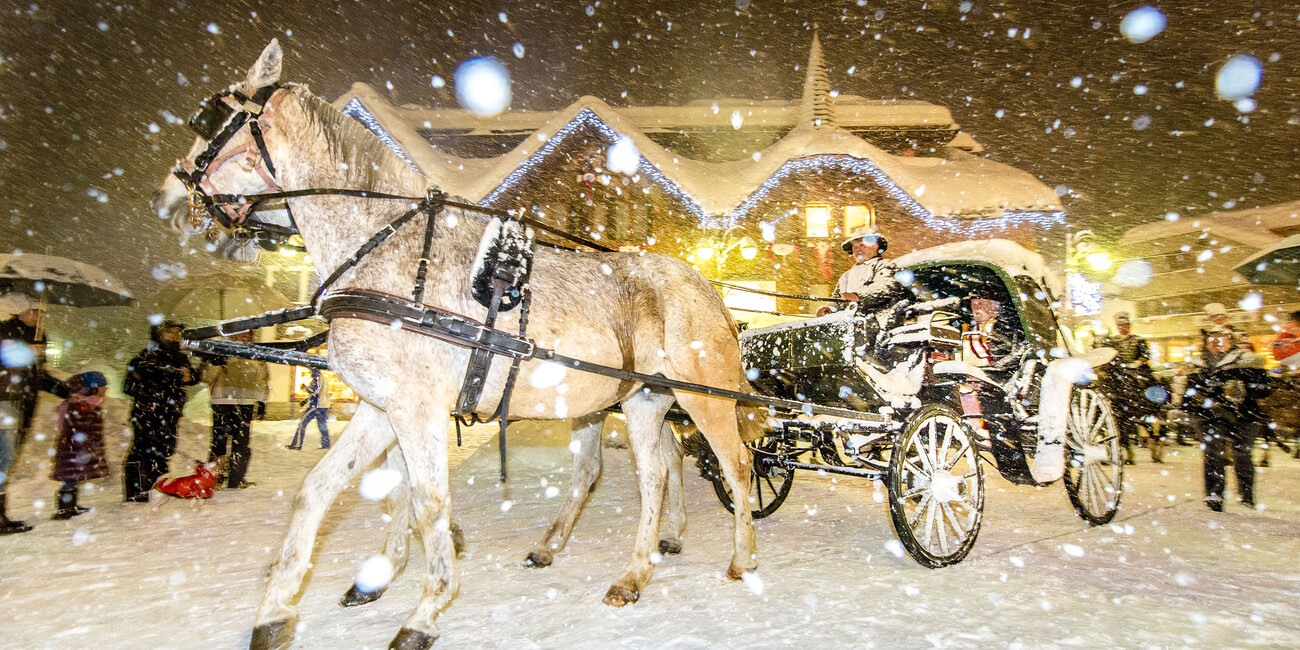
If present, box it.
[173,84,298,246]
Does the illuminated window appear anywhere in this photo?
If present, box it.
[844,203,874,232]
[805,203,831,238]
[720,281,777,323]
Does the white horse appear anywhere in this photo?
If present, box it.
[154,40,760,650]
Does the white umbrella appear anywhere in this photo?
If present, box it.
[0,253,134,307]
[149,272,293,322]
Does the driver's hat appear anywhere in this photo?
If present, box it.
[1114,311,1131,325]
[842,226,887,253]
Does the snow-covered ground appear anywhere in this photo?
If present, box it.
[3,399,1300,648]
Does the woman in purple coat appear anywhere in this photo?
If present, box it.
[50,372,109,519]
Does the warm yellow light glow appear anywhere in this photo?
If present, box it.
[805,203,831,238]
[1086,251,1112,270]
[278,247,297,257]
[738,236,758,259]
[844,204,874,232]
[695,245,715,261]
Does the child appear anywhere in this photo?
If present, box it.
[50,371,109,519]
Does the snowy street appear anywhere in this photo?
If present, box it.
[2,402,1298,649]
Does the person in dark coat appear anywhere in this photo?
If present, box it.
[1094,312,1160,464]
[1,293,68,535]
[1179,327,1272,511]
[122,321,198,502]
[50,371,109,519]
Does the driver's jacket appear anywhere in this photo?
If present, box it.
[832,256,906,311]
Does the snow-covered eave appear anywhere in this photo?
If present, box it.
[334,86,1064,227]
[1119,199,1300,249]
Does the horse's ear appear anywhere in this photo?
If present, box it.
[244,39,282,91]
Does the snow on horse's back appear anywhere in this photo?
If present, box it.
[152,39,760,650]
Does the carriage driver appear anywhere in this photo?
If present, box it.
[817,226,907,317]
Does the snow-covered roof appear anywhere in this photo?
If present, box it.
[334,85,1062,224]
[893,238,1064,297]
[1119,199,1300,250]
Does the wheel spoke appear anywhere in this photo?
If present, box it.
[942,439,971,472]
[940,501,969,540]
[910,493,933,530]
[900,485,929,501]
[930,503,948,556]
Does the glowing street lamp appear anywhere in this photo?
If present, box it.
[1086,251,1112,270]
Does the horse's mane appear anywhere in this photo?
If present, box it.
[284,84,427,195]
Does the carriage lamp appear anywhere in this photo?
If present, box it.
[1086,251,1112,270]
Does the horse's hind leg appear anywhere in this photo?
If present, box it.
[341,444,411,608]
[673,392,757,580]
[603,389,674,607]
[658,421,686,556]
[524,412,604,568]
[250,402,395,650]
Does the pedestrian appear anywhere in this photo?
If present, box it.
[1095,312,1160,464]
[290,367,331,450]
[122,320,198,502]
[1179,327,1272,511]
[1203,303,1241,341]
[50,371,109,519]
[1,292,68,534]
[200,331,269,489]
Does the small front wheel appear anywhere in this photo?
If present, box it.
[707,436,794,519]
[887,403,984,568]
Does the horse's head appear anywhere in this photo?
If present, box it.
[153,39,296,261]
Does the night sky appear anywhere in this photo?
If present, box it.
[2,0,1297,297]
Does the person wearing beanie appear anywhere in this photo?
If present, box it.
[50,372,109,519]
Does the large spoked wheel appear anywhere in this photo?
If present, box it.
[1063,387,1123,525]
[887,403,984,568]
[709,436,794,519]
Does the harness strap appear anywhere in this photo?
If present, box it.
[410,191,445,304]
[311,201,430,307]
[183,305,318,341]
[316,288,889,423]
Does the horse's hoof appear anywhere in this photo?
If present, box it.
[726,563,757,581]
[602,584,639,607]
[389,627,438,650]
[523,550,552,568]
[658,539,682,555]
[340,584,386,608]
[249,620,294,650]
[450,523,466,558]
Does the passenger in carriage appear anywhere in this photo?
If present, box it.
[968,294,1021,378]
[817,226,907,318]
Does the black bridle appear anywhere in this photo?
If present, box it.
[172,84,288,248]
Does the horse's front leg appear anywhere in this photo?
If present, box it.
[658,421,687,556]
[603,390,675,607]
[250,401,395,650]
[524,412,604,568]
[385,395,459,650]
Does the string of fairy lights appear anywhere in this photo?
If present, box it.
[342,99,1066,238]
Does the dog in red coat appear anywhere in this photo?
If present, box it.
[149,458,226,511]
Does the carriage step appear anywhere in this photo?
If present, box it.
[782,460,883,481]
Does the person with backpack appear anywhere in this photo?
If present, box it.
[122,321,198,502]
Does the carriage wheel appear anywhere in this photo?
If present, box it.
[1063,387,1123,525]
[709,436,794,519]
[887,403,984,568]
